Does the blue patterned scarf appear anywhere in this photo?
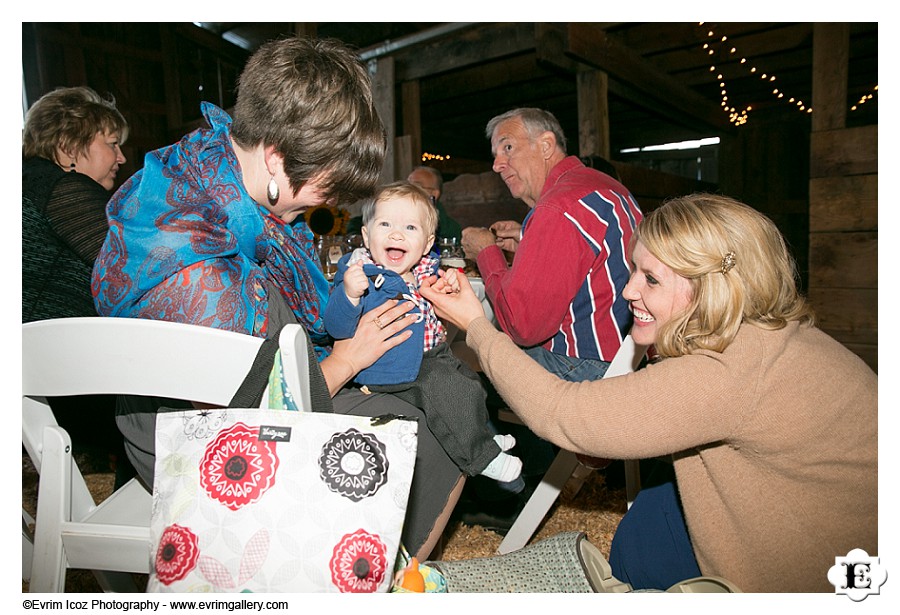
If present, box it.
[92,103,331,346]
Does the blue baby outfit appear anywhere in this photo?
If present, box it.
[324,250,435,385]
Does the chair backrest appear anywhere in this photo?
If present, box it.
[23,317,265,472]
[21,317,311,591]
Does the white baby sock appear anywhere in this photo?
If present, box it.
[493,433,516,451]
[480,451,523,483]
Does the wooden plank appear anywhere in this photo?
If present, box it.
[564,23,733,133]
[810,125,877,178]
[809,175,877,232]
[808,231,877,289]
[812,23,849,132]
[837,344,877,373]
[808,288,877,344]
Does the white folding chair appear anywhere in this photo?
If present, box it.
[497,334,648,554]
[22,317,311,592]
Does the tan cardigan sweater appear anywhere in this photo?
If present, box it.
[467,318,877,592]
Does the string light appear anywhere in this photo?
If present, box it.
[699,23,878,123]
[421,152,451,162]
[851,85,878,111]
[699,23,750,125]
[700,23,813,124]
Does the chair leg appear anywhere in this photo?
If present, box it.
[497,450,580,554]
[29,426,73,592]
[624,460,641,510]
[22,510,35,582]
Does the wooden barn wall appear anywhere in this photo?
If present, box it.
[808,24,877,372]
[717,120,813,291]
[808,126,877,371]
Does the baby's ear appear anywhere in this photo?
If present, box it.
[423,234,435,256]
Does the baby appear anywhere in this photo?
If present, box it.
[324,181,522,483]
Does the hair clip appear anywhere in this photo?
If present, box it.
[721,251,736,274]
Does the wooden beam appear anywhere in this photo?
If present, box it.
[395,135,415,181]
[576,70,610,159]
[369,56,396,182]
[401,80,422,161]
[812,23,849,132]
[564,23,734,134]
[391,23,537,82]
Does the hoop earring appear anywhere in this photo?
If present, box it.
[266,176,280,205]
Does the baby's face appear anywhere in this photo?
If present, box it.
[362,196,435,276]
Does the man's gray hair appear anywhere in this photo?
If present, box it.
[485,107,567,153]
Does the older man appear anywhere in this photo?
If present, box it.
[463,108,642,381]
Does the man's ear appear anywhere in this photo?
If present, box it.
[538,131,557,159]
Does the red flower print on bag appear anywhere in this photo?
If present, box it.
[155,524,200,585]
[329,529,388,592]
[200,422,279,510]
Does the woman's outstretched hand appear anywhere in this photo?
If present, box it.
[419,270,486,333]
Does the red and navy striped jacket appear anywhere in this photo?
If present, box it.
[478,156,642,362]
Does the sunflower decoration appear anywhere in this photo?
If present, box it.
[304,204,350,237]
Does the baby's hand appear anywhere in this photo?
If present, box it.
[434,268,462,295]
[343,262,368,304]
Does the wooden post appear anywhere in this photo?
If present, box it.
[292,23,317,39]
[369,56,396,182]
[395,135,414,182]
[576,69,610,159]
[812,23,849,132]
[401,80,422,167]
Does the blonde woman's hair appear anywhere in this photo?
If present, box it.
[636,193,815,358]
[361,181,439,237]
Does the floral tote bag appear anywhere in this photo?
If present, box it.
[147,328,418,593]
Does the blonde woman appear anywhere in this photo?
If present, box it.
[421,193,877,592]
